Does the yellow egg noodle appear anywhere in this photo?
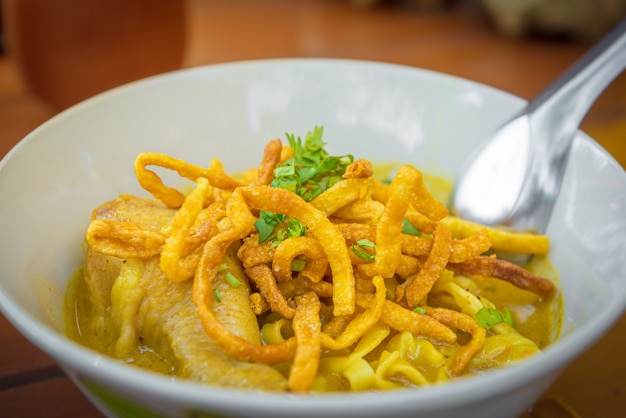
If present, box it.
[66,127,561,393]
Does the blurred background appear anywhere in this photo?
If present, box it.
[0,1,625,417]
[0,0,625,161]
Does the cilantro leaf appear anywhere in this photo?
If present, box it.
[257,127,353,246]
[351,239,376,262]
[254,211,284,243]
[402,218,420,236]
[255,210,307,246]
[274,165,296,178]
[271,127,353,202]
[475,306,516,329]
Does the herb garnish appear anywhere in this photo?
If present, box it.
[224,272,242,288]
[413,306,426,314]
[254,211,307,246]
[271,127,353,201]
[351,239,376,262]
[255,127,352,247]
[255,211,285,243]
[291,258,307,272]
[475,306,515,329]
[401,218,420,236]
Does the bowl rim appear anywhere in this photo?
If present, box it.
[1,57,625,413]
[3,283,624,413]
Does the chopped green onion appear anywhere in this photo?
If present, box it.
[224,272,242,288]
[213,288,222,302]
[287,218,306,237]
[291,258,307,272]
[475,306,515,329]
[413,306,426,314]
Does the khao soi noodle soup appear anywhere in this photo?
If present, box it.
[64,127,562,393]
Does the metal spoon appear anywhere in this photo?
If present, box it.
[452,18,626,234]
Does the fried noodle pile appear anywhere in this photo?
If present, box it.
[86,128,557,393]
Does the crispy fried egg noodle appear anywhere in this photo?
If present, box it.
[75,132,561,394]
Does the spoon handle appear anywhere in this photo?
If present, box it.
[529,18,626,155]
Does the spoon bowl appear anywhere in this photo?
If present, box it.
[453,18,626,233]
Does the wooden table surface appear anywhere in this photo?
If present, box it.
[1,1,625,417]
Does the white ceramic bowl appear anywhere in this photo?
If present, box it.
[1,59,625,418]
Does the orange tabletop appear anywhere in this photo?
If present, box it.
[1,1,625,417]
